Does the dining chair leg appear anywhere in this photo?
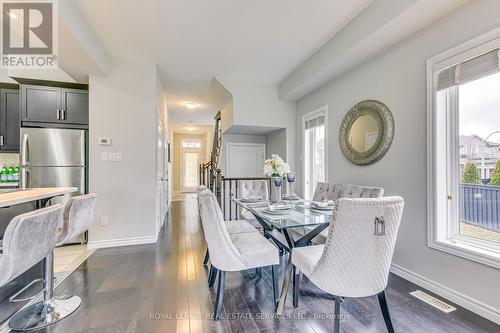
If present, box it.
[334,296,341,333]
[214,271,226,320]
[271,265,279,305]
[203,249,209,266]
[292,266,299,308]
[377,290,395,333]
[256,267,262,279]
[208,266,218,288]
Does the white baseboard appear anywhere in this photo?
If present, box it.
[87,235,158,249]
[390,263,500,325]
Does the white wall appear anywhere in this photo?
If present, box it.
[216,78,297,172]
[295,0,500,322]
[88,59,158,248]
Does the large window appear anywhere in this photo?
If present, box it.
[303,107,327,200]
[428,31,500,267]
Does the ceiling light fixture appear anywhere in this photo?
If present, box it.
[185,102,198,110]
[186,127,195,132]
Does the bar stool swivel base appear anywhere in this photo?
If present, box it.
[9,295,81,331]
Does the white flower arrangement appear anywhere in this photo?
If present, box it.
[263,154,291,177]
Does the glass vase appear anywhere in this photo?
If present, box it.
[286,172,296,201]
[273,176,283,203]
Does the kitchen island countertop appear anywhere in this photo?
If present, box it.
[0,187,78,208]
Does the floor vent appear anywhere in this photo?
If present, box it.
[410,290,457,313]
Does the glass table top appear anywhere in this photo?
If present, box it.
[232,198,333,230]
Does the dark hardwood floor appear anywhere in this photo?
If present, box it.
[8,197,499,333]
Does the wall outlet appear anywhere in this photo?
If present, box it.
[100,216,109,226]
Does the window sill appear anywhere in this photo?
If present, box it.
[429,237,500,269]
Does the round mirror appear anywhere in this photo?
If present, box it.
[339,100,394,165]
[349,114,379,152]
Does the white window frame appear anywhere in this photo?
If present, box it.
[427,27,500,269]
[302,105,328,200]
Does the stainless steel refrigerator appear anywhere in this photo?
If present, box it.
[19,127,88,243]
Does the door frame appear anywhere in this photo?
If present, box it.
[181,148,201,192]
[302,105,328,200]
[225,142,266,178]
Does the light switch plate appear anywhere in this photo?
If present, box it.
[108,152,122,161]
[100,216,109,226]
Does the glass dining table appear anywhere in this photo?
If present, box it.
[231,197,334,315]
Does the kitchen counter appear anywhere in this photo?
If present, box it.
[0,187,77,208]
[0,182,18,187]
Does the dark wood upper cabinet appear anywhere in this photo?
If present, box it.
[0,89,20,152]
[20,84,88,127]
[61,89,88,125]
[21,85,60,123]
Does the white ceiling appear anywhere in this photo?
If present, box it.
[75,0,372,124]
[171,123,213,135]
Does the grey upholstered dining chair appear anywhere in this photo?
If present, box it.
[198,192,280,320]
[291,197,404,333]
[237,179,269,228]
[310,183,384,244]
[198,187,260,268]
[312,182,384,201]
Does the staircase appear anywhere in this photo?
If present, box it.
[200,111,222,190]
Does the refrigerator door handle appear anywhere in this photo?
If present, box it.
[21,133,29,166]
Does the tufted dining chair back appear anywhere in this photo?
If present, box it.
[237,180,269,201]
[312,183,384,202]
[310,197,404,298]
[198,192,246,271]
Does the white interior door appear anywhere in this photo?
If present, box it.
[181,150,200,192]
[226,143,266,177]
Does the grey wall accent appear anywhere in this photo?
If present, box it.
[295,0,500,317]
[266,129,287,160]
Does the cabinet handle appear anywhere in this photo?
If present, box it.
[56,109,60,120]
[0,135,4,146]
[62,109,66,120]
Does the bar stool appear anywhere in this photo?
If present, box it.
[9,194,97,331]
[0,204,67,331]
[57,193,98,246]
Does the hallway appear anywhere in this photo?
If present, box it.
[30,197,497,333]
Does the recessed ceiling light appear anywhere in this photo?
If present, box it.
[186,127,195,132]
[185,102,198,110]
